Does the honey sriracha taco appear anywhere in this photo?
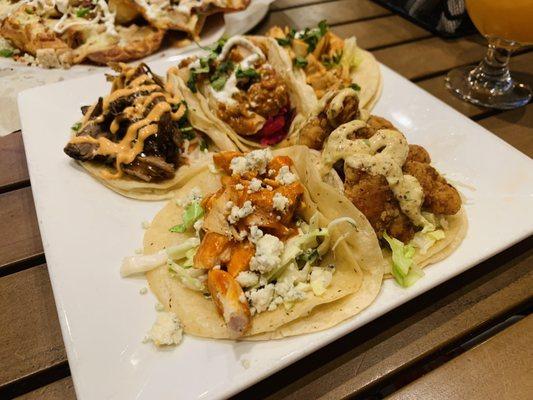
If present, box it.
[266,21,382,111]
[166,35,318,151]
[63,62,238,200]
[121,147,384,340]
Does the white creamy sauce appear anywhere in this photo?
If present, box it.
[208,36,267,105]
[321,120,433,230]
[325,88,358,123]
[135,0,169,20]
[53,0,117,36]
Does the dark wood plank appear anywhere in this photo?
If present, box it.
[478,103,533,158]
[256,0,390,33]
[242,239,532,400]
[0,132,29,192]
[15,377,75,400]
[386,315,533,400]
[332,15,430,50]
[0,187,43,272]
[417,51,533,118]
[0,265,66,389]
[373,36,487,81]
[271,0,338,10]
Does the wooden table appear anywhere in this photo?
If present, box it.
[1,1,532,399]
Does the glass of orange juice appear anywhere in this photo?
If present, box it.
[445,0,532,109]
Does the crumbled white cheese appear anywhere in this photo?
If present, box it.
[267,295,283,311]
[176,187,202,207]
[249,234,284,274]
[272,192,290,213]
[228,201,254,224]
[248,178,262,193]
[213,265,221,270]
[139,287,148,295]
[275,280,308,303]
[246,284,275,314]
[236,271,259,288]
[145,311,183,347]
[248,225,264,243]
[230,149,273,175]
[235,183,244,191]
[241,358,251,369]
[276,166,297,185]
[310,267,334,296]
[155,302,165,311]
[142,221,151,229]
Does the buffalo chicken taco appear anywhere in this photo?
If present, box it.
[319,115,467,287]
[167,35,318,150]
[267,21,381,110]
[121,147,384,340]
[63,62,237,200]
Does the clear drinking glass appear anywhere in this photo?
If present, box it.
[445,0,533,109]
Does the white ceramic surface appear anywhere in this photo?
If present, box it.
[18,58,533,400]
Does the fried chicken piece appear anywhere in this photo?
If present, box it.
[344,166,415,242]
[347,115,396,140]
[403,161,461,215]
[406,144,431,164]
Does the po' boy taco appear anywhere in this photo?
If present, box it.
[121,146,384,339]
[63,62,237,200]
[167,35,318,150]
[266,21,382,111]
[318,115,467,287]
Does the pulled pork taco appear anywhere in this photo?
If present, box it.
[121,146,384,339]
[167,35,318,150]
[318,115,467,287]
[63,62,237,200]
[266,21,381,111]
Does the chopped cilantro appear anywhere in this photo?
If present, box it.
[71,122,82,131]
[0,49,13,58]
[182,129,196,140]
[210,76,227,91]
[294,56,308,68]
[318,20,329,36]
[276,37,292,46]
[299,20,329,53]
[187,73,198,92]
[75,7,90,18]
[235,67,260,80]
[350,83,361,91]
[209,60,234,91]
[322,51,343,68]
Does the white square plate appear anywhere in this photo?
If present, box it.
[18,58,533,400]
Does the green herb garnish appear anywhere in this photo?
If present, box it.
[75,7,90,18]
[0,49,13,58]
[209,60,234,91]
[294,56,308,68]
[199,139,208,151]
[322,51,343,68]
[350,83,361,91]
[71,122,82,131]
[170,202,204,233]
[298,20,329,53]
[235,67,260,80]
[276,37,292,46]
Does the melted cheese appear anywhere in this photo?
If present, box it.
[321,120,433,230]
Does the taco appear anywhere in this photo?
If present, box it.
[63,62,237,200]
[266,21,381,110]
[166,35,318,150]
[317,115,467,287]
[121,146,384,339]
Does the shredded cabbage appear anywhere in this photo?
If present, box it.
[120,251,167,277]
[166,238,201,260]
[340,37,362,71]
[168,260,205,291]
[383,232,422,288]
[410,229,445,255]
[169,201,204,233]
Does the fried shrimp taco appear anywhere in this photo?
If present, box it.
[167,35,318,150]
[121,147,384,339]
[266,21,382,110]
[318,116,467,287]
[63,62,237,200]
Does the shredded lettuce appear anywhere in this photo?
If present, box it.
[168,260,205,291]
[411,229,445,255]
[170,202,204,233]
[166,238,201,260]
[340,37,363,71]
[383,232,422,288]
[120,251,168,277]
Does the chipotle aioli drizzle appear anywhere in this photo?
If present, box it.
[68,71,186,179]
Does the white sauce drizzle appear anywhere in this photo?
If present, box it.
[321,120,433,230]
[208,36,267,105]
[53,0,118,36]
